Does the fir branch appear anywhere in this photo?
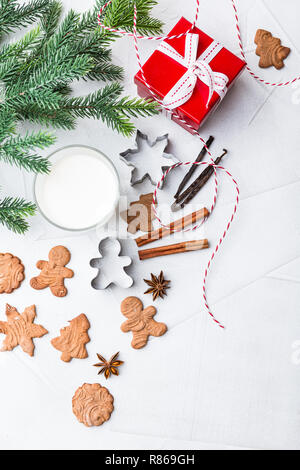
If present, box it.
[0,130,54,173]
[79,0,163,39]
[0,26,41,63]
[0,108,16,142]
[86,62,123,82]
[40,1,62,39]
[19,106,76,130]
[45,9,81,51]
[79,1,118,41]
[72,31,113,59]
[6,87,64,111]
[20,2,63,75]
[26,50,94,88]
[54,84,72,96]
[112,95,160,119]
[0,56,22,83]
[62,83,159,136]
[0,0,50,37]
[0,196,36,234]
[0,149,50,173]
[3,130,55,153]
[100,0,163,35]
[22,27,119,83]
[7,52,94,100]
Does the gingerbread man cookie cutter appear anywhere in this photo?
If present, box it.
[90,237,133,290]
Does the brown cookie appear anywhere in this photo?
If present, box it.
[30,245,74,297]
[121,193,156,234]
[0,304,48,356]
[255,29,290,70]
[51,314,90,362]
[120,296,167,349]
[72,383,114,427]
[0,253,25,294]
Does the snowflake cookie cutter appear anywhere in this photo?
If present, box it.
[90,237,133,290]
[120,130,179,189]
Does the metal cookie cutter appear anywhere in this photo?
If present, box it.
[120,130,179,189]
[90,237,133,290]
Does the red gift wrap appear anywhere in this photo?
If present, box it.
[135,17,246,133]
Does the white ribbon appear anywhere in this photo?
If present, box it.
[158,33,229,110]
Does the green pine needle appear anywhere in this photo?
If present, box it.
[0,130,54,173]
[5,130,55,152]
[86,62,124,82]
[40,1,63,39]
[0,0,51,37]
[62,83,159,136]
[99,0,163,35]
[0,108,17,142]
[0,26,41,64]
[0,196,36,234]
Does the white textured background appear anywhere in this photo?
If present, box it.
[0,0,300,450]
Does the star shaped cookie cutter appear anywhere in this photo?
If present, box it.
[120,130,179,189]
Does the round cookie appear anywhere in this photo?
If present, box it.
[72,383,114,427]
[0,253,25,294]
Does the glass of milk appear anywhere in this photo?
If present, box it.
[34,145,120,231]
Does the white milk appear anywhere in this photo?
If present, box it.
[35,146,120,230]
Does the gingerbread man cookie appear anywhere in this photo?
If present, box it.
[120,296,167,349]
[30,246,74,297]
[51,314,90,362]
[0,253,25,294]
[255,29,290,70]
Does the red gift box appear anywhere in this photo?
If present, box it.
[134,17,246,134]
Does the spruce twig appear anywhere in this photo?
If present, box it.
[0,197,36,234]
[0,0,50,37]
[62,84,158,136]
[0,131,54,173]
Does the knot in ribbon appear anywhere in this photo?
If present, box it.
[158,33,229,110]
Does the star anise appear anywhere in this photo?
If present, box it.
[93,352,124,379]
[144,271,170,301]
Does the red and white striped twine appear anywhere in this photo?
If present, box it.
[98,0,299,329]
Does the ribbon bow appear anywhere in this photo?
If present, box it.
[158,33,229,110]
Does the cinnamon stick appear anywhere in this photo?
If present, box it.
[135,207,209,248]
[138,239,209,261]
